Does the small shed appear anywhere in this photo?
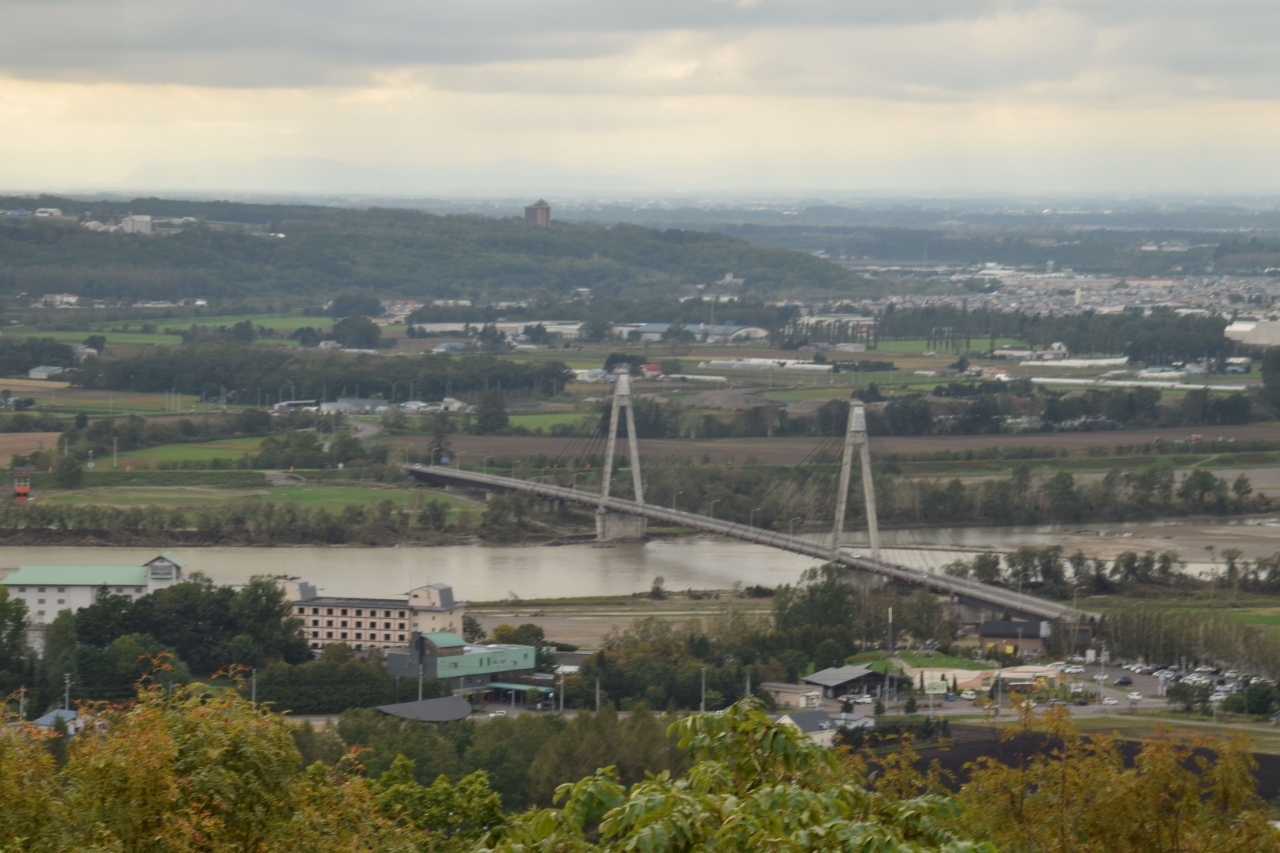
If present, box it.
[28,365,65,380]
[375,695,473,724]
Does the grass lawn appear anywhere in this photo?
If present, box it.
[897,652,992,671]
[5,327,179,347]
[115,437,264,464]
[40,482,481,519]
[509,412,590,430]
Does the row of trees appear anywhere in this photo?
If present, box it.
[871,304,1234,363]
[604,456,1263,533]
[306,703,687,813]
[0,496,466,546]
[73,342,573,403]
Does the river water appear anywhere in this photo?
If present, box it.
[2,516,1277,599]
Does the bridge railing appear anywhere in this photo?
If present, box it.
[404,465,1084,621]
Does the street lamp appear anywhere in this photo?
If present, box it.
[484,455,494,474]
[709,499,720,519]
[672,491,683,511]
[749,506,762,528]
[789,516,803,537]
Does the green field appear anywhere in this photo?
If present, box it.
[897,652,992,671]
[509,412,589,430]
[40,483,480,517]
[115,437,264,464]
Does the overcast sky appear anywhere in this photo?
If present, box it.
[3,0,1280,196]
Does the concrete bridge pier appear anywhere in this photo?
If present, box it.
[538,497,567,513]
[596,510,646,541]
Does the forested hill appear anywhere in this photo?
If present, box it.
[0,195,873,303]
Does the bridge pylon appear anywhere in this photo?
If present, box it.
[831,402,880,562]
[597,367,646,541]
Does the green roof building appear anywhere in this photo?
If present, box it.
[1,553,187,629]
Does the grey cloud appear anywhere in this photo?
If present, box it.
[2,0,1280,99]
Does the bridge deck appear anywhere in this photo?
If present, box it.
[405,464,1086,622]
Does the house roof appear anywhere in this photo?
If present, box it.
[779,710,835,734]
[375,695,472,723]
[32,709,78,728]
[152,552,187,568]
[802,665,876,688]
[30,365,64,373]
[423,631,466,648]
[4,565,149,587]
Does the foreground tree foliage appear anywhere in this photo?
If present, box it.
[0,679,502,852]
[485,701,991,853]
[946,705,1278,852]
[4,685,1277,852]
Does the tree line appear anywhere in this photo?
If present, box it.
[873,304,1233,363]
[0,495,469,547]
[0,199,869,303]
[73,342,573,403]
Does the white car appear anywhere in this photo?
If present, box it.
[1127,692,1143,702]
[1224,670,1239,679]
[852,695,874,705]
[489,710,508,718]
[961,689,977,700]
[1102,697,1119,706]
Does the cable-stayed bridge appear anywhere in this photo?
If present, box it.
[404,370,1084,623]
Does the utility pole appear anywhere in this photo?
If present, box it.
[700,667,706,713]
[595,677,600,712]
[558,672,565,712]
[251,668,257,707]
[63,673,70,710]
[418,664,424,702]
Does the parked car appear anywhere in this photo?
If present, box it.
[1114,675,1133,686]
[961,689,977,700]
[1073,698,1090,706]
[852,695,873,705]
[489,710,508,718]
[1102,697,1119,706]
[1127,692,1143,701]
